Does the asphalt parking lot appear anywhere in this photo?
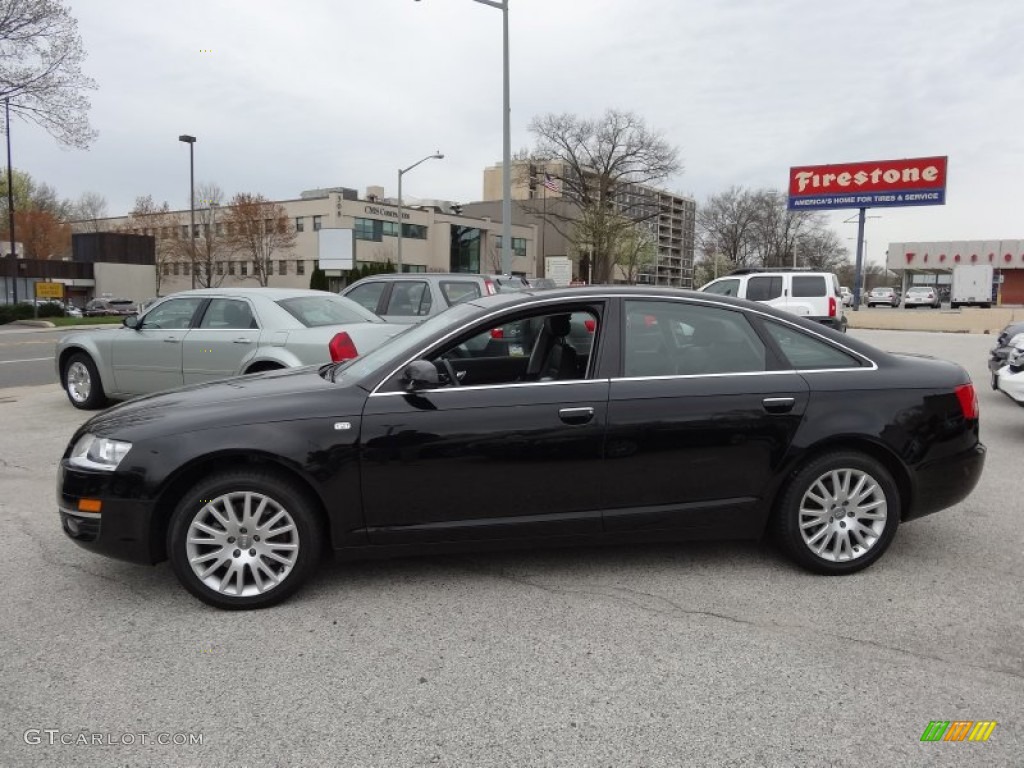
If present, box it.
[0,330,1020,768]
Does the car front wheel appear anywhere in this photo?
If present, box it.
[168,470,323,609]
[773,451,900,575]
[63,352,107,410]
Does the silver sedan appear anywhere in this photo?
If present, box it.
[55,288,403,409]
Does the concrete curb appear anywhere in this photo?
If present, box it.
[8,320,56,328]
[847,307,1022,335]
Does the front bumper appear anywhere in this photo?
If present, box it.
[57,463,162,565]
[905,442,987,522]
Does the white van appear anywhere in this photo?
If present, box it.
[699,269,847,332]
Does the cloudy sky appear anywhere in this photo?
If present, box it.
[14,0,1024,266]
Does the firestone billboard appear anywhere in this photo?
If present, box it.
[787,156,947,211]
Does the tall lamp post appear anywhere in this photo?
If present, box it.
[178,134,196,289]
[5,97,17,303]
[396,152,443,273]
[416,0,511,275]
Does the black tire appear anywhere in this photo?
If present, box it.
[991,370,999,391]
[62,352,107,410]
[167,469,323,609]
[772,451,900,575]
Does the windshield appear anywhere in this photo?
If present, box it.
[277,295,382,326]
[907,288,932,294]
[330,302,480,385]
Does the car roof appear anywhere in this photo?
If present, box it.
[159,287,341,300]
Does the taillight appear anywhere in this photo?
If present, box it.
[644,315,657,327]
[484,279,496,295]
[828,296,837,317]
[329,332,359,363]
[954,383,979,420]
[583,319,596,333]
[490,328,504,339]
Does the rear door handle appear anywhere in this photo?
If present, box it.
[558,406,595,425]
[163,337,180,343]
[762,396,795,414]
[232,337,254,344]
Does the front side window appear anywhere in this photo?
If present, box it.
[141,297,204,330]
[384,281,433,317]
[701,278,740,297]
[762,321,860,369]
[345,281,386,313]
[623,300,766,377]
[746,276,782,301]
[199,299,257,329]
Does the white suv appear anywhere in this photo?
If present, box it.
[699,269,847,332]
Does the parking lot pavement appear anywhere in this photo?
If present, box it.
[1,331,1021,768]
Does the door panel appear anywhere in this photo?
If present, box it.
[110,297,204,395]
[183,298,260,384]
[360,381,609,543]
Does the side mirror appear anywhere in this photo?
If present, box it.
[402,360,439,391]
[123,315,140,330]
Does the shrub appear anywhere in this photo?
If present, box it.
[0,303,36,324]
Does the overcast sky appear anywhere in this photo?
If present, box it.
[14,0,1024,265]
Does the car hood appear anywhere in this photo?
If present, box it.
[79,366,367,442]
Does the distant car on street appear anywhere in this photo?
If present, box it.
[988,320,1024,390]
[903,286,941,309]
[996,333,1024,405]
[866,287,901,308]
[55,288,401,410]
[839,286,853,307]
[84,298,136,317]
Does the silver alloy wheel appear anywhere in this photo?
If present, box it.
[185,491,300,597]
[798,468,887,563]
[66,361,92,404]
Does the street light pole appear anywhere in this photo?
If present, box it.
[5,97,17,303]
[396,152,444,273]
[178,135,196,289]
[416,0,511,275]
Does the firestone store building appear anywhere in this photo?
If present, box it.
[886,240,1024,305]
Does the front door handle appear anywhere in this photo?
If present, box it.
[163,337,180,343]
[232,337,254,344]
[762,396,795,414]
[559,406,594,425]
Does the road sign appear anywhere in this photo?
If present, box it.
[35,282,65,299]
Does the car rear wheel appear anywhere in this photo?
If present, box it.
[773,451,900,575]
[62,352,107,410]
[168,470,322,609]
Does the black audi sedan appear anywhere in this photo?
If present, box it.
[57,287,986,609]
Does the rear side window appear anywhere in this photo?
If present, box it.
[441,281,482,306]
[762,321,860,369]
[385,281,433,316]
[200,299,257,329]
[701,278,741,297]
[792,276,827,297]
[746,276,783,301]
[278,296,383,327]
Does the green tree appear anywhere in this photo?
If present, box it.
[309,266,328,291]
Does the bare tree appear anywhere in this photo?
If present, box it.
[224,193,296,287]
[796,227,848,272]
[122,195,177,295]
[525,110,682,283]
[71,190,106,231]
[192,182,227,288]
[697,186,758,268]
[0,0,98,148]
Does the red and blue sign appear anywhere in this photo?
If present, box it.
[787,156,947,210]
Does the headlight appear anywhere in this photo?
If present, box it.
[68,433,133,471]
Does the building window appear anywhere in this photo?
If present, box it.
[182,262,190,276]
[312,215,323,232]
[382,221,399,237]
[354,218,382,241]
[162,263,170,276]
[240,262,248,276]
[172,262,180,276]
[402,223,427,239]
[279,260,288,275]
[295,217,305,232]
[266,260,273,276]
[296,260,305,276]
[216,261,224,275]
[264,218,274,233]
[228,261,236,275]
[494,236,528,258]
[180,225,188,239]
[160,227,169,239]
[193,224,201,238]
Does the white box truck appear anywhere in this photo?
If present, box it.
[950,264,993,308]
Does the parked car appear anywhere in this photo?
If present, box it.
[57,286,985,609]
[699,269,846,332]
[996,334,1024,405]
[989,321,1024,390]
[839,286,853,307]
[84,298,137,317]
[55,288,401,410]
[903,286,941,309]
[341,273,529,324]
[866,287,901,307]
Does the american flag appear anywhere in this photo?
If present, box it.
[542,173,560,193]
